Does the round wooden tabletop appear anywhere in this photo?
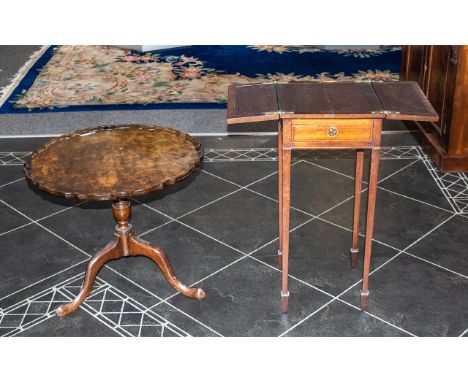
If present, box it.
[24,125,203,200]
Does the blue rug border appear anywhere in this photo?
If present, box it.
[0,45,228,115]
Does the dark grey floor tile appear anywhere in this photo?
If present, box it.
[0,202,30,234]
[253,218,398,296]
[382,119,411,132]
[150,302,220,336]
[198,133,277,149]
[135,169,239,218]
[97,267,163,309]
[180,188,310,254]
[168,257,331,336]
[405,215,468,276]
[306,158,417,182]
[249,161,355,216]
[15,308,120,337]
[284,300,408,336]
[341,254,468,336]
[379,160,453,211]
[0,137,51,152]
[202,161,277,187]
[0,224,88,301]
[107,220,243,299]
[0,179,78,220]
[225,122,278,136]
[0,166,24,186]
[40,200,170,254]
[0,263,86,311]
[321,188,453,250]
[381,132,421,146]
[75,285,178,337]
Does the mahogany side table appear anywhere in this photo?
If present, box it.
[24,124,206,317]
[227,81,438,313]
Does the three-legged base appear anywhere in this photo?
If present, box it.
[56,200,205,317]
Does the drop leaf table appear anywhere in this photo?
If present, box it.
[227,81,438,313]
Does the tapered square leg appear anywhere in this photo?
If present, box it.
[360,290,369,311]
[351,149,364,268]
[280,291,289,314]
[360,148,381,311]
[280,147,291,314]
[277,123,284,271]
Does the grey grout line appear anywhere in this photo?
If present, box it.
[137,199,246,256]
[295,159,356,181]
[0,259,89,304]
[59,288,128,337]
[91,282,184,338]
[376,158,421,184]
[279,214,459,337]
[199,165,409,258]
[398,214,457,255]
[0,197,223,337]
[333,297,417,337]
[0,189,251,337]
[313,215,403,253]
[0,221,35,239]
[377,185,455,214]
[210,158,456,260]
[149,174,384,313]
[10,314,56,337]
[300,156,419,188]
[278,249,406,337]
[417,146,466,215]
[403,251,468,279]
[301,155,454,214]
[137,218,176,238]
[336,215,459,290]
[45,223,222,336]
[0,177,24,189]
[148,214,319,310]
[0,198,170,306]
[1,150,465,337]
[0,194,86,236]
[0,199,86,239]
[35,201,87,222]
[279,299,336,337]
[165,161,299,222]
[156,300,223,337]
[202,161,357,220]
[278,277,416,338]
[248,256,336,299]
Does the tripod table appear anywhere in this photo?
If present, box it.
[25,124,206,316]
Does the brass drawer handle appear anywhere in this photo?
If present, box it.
[327,126,338,137]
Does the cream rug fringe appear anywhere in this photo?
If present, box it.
[0,45,50,107]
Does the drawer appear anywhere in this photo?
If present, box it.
[292,119,373,142]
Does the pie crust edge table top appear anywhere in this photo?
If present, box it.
[23,124,206,317]
[24,124,203,200]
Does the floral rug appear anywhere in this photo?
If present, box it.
[0,45,400,113]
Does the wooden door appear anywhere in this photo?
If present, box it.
[426,46,459,146]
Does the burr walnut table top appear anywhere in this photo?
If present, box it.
[24,124,203,200]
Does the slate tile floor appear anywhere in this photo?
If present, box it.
[0,136,467,337]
